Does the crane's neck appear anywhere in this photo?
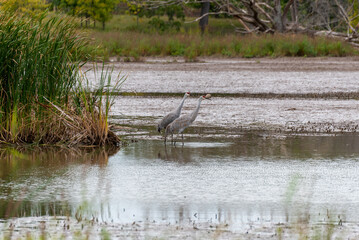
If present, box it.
[190,97,203,123]
[175,94,188,115]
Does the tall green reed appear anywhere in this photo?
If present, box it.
[73,64,126,145]
[0,12,87,141]
[0,11,123,146]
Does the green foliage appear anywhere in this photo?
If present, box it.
[59,0,118,29]
[0,0,50,16]
[0,12,122,146]
[127,1,184,21]
[79,15,358,60]
[125,0,184,32]
[221,48,232,57]
[232,42,242,54]
[101,228,111,240]
[350,0,359,30]
[60,0,80,16]
[148,17,181,32]
[0,13,86,137]
[77,0,95,19]
[126,1,144,17]
[73,63,125,142]
[184,45,199,62]
[165,39,185,56]
[87,27,359,60]
[93,0,118,29]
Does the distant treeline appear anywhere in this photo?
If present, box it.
[2,0,359,35]
[2,0,359,60]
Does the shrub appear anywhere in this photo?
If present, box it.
[165,39,185,56]
[184,45,199,61]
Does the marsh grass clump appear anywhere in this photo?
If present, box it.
[0,12,122,146]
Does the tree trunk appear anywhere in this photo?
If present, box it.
[291,0,298,25]
[199,2,210,34]
[102,21,105,30]
[274,0,284,32]
[94,20,96,28]
[86,15,89,28]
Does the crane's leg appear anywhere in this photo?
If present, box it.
[181,133,184,146]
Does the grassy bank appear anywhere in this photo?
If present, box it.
[0,12,122,146]
[84,15,358,61]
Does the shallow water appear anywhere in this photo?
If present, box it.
[1,134,359,228]
[3,58,359,238]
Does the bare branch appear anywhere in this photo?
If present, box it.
[254,2,274,25]
[184,11,227,23]
[256,2,274,12]
[333,0,357,33]
[237,17,251,31]
[127,0,359,36]
[282,0,294,19]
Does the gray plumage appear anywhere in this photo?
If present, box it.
[157,92,190,133]
[165,95,208,144]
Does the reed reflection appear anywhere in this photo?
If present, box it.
[0,147,119,219]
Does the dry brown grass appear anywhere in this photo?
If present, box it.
[0,100,120,147]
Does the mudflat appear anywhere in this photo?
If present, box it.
[96,57,359,136]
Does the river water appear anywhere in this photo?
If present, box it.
[2,58,359,239]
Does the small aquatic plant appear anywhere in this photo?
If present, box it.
[0,11,123,146]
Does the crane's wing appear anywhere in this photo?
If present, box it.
[168,114,192,133]
[159,111,179,130]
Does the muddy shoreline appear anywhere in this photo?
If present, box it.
[117,91,359,100]
[2,215,357,239]
[86,57,359,95]
[93,57,359,137]
[110,96,359,137]
[107,56,359,72]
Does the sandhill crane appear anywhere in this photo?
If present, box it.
[157,92,190,133]
[165,94,211,145]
